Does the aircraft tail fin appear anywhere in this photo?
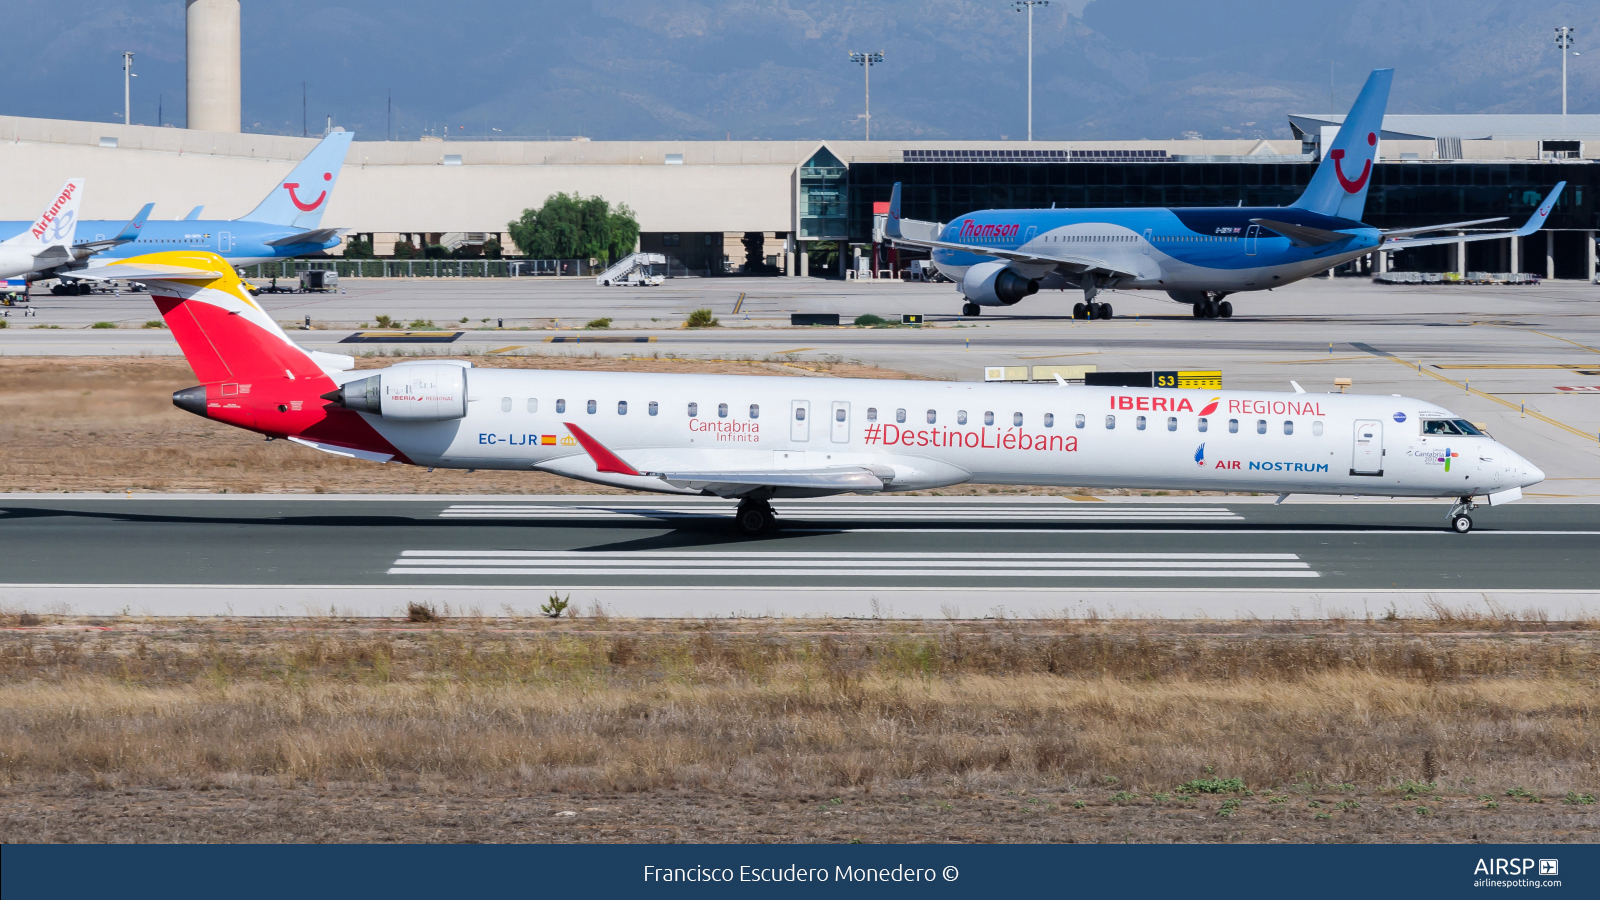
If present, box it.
[1290,68,1393,220]
[237,131,354,228]
[885,182,904,238]
[3,179,85,248]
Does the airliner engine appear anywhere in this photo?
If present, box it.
[323,364,467,421]
[960,260,1038,306]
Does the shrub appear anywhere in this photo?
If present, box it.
[0,319,7,329]
[685,308,719,328]
[91,321,117,329]
[374,314,395,328]
[1176,777,1246,794]
[406,602,436,623]
[407,319,435,329]
[853,313,889,327]
[585,317,613,329]
[540,594,570,619]
[142,320,165,329]
[1217,798,1243,818]
[1565,792,1596,805]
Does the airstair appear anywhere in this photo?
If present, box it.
[596,252,667,286]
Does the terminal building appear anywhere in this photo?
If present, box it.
[0,113,1595,280]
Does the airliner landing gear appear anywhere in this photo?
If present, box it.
[961,302,981,317]
[735,497,777,536]
[1446,496,1476,534]
[1191,293,1233,319]
[1073,302,1113,320]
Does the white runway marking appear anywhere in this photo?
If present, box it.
[437,503,1244,522]
[387,550,1317,579]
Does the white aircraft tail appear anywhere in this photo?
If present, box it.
[4,179,85,248]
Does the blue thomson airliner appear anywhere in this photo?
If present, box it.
[886,69,1565,320]
[0,131,354,289]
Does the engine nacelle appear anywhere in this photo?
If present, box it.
[960,260,1038,306]
[324,364,467,421]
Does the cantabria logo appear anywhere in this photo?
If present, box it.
[283,172,333,211]
[1331,132,1377,193]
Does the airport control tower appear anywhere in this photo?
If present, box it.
[186,0,240,132]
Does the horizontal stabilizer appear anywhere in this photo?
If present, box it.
[73,263,226,282]
[1249,218,1351,248]
[288,436,393,463]
[264,227,345,247]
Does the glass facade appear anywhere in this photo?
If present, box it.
[846,161,1597,244]
[799,146,848,239]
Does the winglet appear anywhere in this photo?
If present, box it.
[885,182,903,239]
[563,422,642,476]
[1513,182,1565,237]
[112,203,154,245]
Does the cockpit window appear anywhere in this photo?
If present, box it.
[1452,419,1484,435]
[1422,419,1463,435]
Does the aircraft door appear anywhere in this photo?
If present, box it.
[1142,229,1153,255]
[830,401,850,443]
[1351,419,1383,475]
[1244,225,1259,256]
[1022,226,1037,245]
[219,232,234,253]
[791,400,811,442]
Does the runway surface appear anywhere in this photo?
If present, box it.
[2,495,1595,619]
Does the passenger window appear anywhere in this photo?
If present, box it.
[795,406,806,421]
[1136,415,1147,431]
[1284,420,1294,435]
[927,409,937,424]
[586,400,597,414]
[1013,412,1024,427]
[1198,417,1208,432]
[958,410,968,425]
[617,401,627,415]
[718,403,728,418]
[1043,413,1054,428]
[866,407,877,421]
[750,404,760,419]
[1167,416,1177,431]
[1256,419,1266,434]
[1228,419,1239,433]
[1105,415,1116,430]
[984,411,995,426]
[526,398,538,413]
[687,402,697,417]
[649,401,658,416]
[556,399,566,413]
[1075,414,1085,429]
[500,397,511,412]
[1312,421,1324,436]
[835,408,846,422]
[896,408,906,423]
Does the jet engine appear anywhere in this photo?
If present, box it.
[960,260,1038,306]
[322,364,467,421]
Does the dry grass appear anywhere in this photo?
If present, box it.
[0,616,1594,842]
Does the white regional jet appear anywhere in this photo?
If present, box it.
[96,251,1544,535]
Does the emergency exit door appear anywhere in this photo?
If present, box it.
[830,401,850,442]
[791,400,811,442]
[1244,225,1259,256]
[1351,419,1383,475]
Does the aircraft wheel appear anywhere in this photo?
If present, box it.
[1450,514,1473,534]
[1072,302,1086,320]
[735,498,776,536]
[1098,302,1113,320]
[1218,300,1233,318]
[1204,299,1220,319]
[1192,302,1205,318]
[962,302,981,317]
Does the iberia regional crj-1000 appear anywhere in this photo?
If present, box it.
[887,68,1565,320]
[78,250,1543,535]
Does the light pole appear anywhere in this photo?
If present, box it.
[1554,26,1575,118]
[849,51,883,140]
[122,51,135,125]
[1013,1,1048,141]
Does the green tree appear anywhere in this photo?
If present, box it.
[508,193,639,263]
[343,237,375,259]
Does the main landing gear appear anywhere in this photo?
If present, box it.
[961,302,982,317]
[1446,496,1476,534]
[1072,301,1113,320]
[1192,292,1233,319]
[735,496,778,536]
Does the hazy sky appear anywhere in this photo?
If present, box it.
[3,0,1595,141]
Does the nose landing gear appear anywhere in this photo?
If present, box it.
[735,496,778,536]
[1446,496,1477,533]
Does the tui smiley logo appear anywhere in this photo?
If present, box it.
[282,171,333,211]
[1331,132,1377,193]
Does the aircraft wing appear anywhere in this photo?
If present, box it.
[1380,217,1505,238]
[1379,183,1565,251]
[264,227,346,247]
[74,203,155,252]
[1249,218,1353,248]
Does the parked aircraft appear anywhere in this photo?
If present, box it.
[84,250,1543,536]
[0,179,151,283]
[0,131,353,276]
[887,69,1565,319]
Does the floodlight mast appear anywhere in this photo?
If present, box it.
[849,51,884,140]
[122,52,135,125]
[1554,26,1575,119]
[1013,1,1048,141]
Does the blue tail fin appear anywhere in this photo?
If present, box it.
[237,131,354,228]
[1291,68,1392,220]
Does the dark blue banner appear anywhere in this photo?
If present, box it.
[4,844,1596,899]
